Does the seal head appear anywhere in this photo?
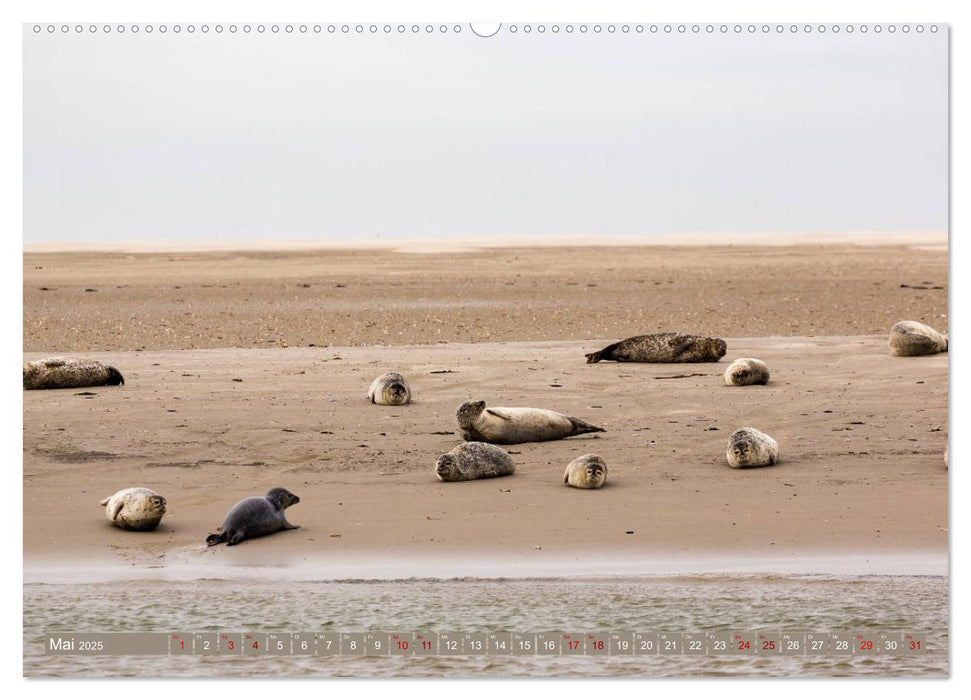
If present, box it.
[564,454,608,489]
[726,428,779,468]
[368,371,412,405]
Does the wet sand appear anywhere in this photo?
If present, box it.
[22,241,948,578]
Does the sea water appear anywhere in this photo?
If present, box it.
[23,574,947,677]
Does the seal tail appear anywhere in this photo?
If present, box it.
[585,343,618,364]
[206,532,226,546]
[105,366,125,386]
[568,416,605,436]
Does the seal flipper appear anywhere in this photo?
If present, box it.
[282,521,300,531]
[110,501,124,521]
[99,497,109,507]
[485,408,515,421]
[105,366,124,386]
[670,337,695,358]
[567,416,605,436]
[227,531,245,546]
[206,532,227,546]
[585,342,619,364]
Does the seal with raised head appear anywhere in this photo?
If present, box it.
[435,442,515,482]
[456,400,605,445]
[24,357,124,390]
[564,454,608,489]
[368,371,412,405]
[724,358,770,386]
[726,428,779,468]
[206,487,301,546]
[99,487,167,531]
[888,321,948,357]
[585,333,727,364]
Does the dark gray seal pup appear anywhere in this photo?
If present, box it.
[456,400,605,444]
[435,442,515,482]
[564,454,608,489]
[23,357,124,390]
[368,371,412,405]
[888,321,948,356]
[726,428,779,468]
[585,333,727,363]
[99,487,167,531]
[724,358,770,386]
[206,487,301,546]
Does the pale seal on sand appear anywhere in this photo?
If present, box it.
[206,487,301,546]
[585,333,727,364]
[724,358,770,386]
[368,371,412,405]
[564,454,608,489]
[456,400,605,445]
[888,321,948,357]
[23,357,124,390]
[99,487,167,531]
[435,442,515,482]
[726,428,779,468]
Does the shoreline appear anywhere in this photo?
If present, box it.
[22,230,946,255]
[23,549,948,584]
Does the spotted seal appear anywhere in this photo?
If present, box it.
[99,487,167,531]
[23,357,124,390]
[564,454,608,489]
[724,358,770,386]
[368,371,412,405]
[206,487,301,546]
[726,428,779,468]
[585,333,727,364]
[888,321,948,357]
[435,442,515,482]
[456,400,605,444]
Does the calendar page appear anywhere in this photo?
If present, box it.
[21,18,948,678]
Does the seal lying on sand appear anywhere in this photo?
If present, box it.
[206,487,301,546]
[435,442,515,482]
[23,357,124,390]
[726,428,779,468]
[724,358,770,386]
[368,371,412,405]
[99,487,167,531]
[564,454,608,489]
[585,333,726,363]
[456,400,605,444]
[888,321,948,356]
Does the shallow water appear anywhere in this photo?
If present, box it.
[24,574,947,677]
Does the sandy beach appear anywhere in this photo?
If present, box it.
[22,240,948,578]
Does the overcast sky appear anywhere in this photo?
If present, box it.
[23,24,948,243]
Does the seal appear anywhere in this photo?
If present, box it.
[435,442,515,482]
[206,487,301,546]
[23,357,124,390]
[456,400,605,444]
[564,454,608,489]
[724,358,770,386]
[888,321,948,357]
[368,371,412,405]
[726,428,779,468]
[99,487,167,531]
[585,333,727,363]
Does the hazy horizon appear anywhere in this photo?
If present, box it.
[24,24,948,244]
